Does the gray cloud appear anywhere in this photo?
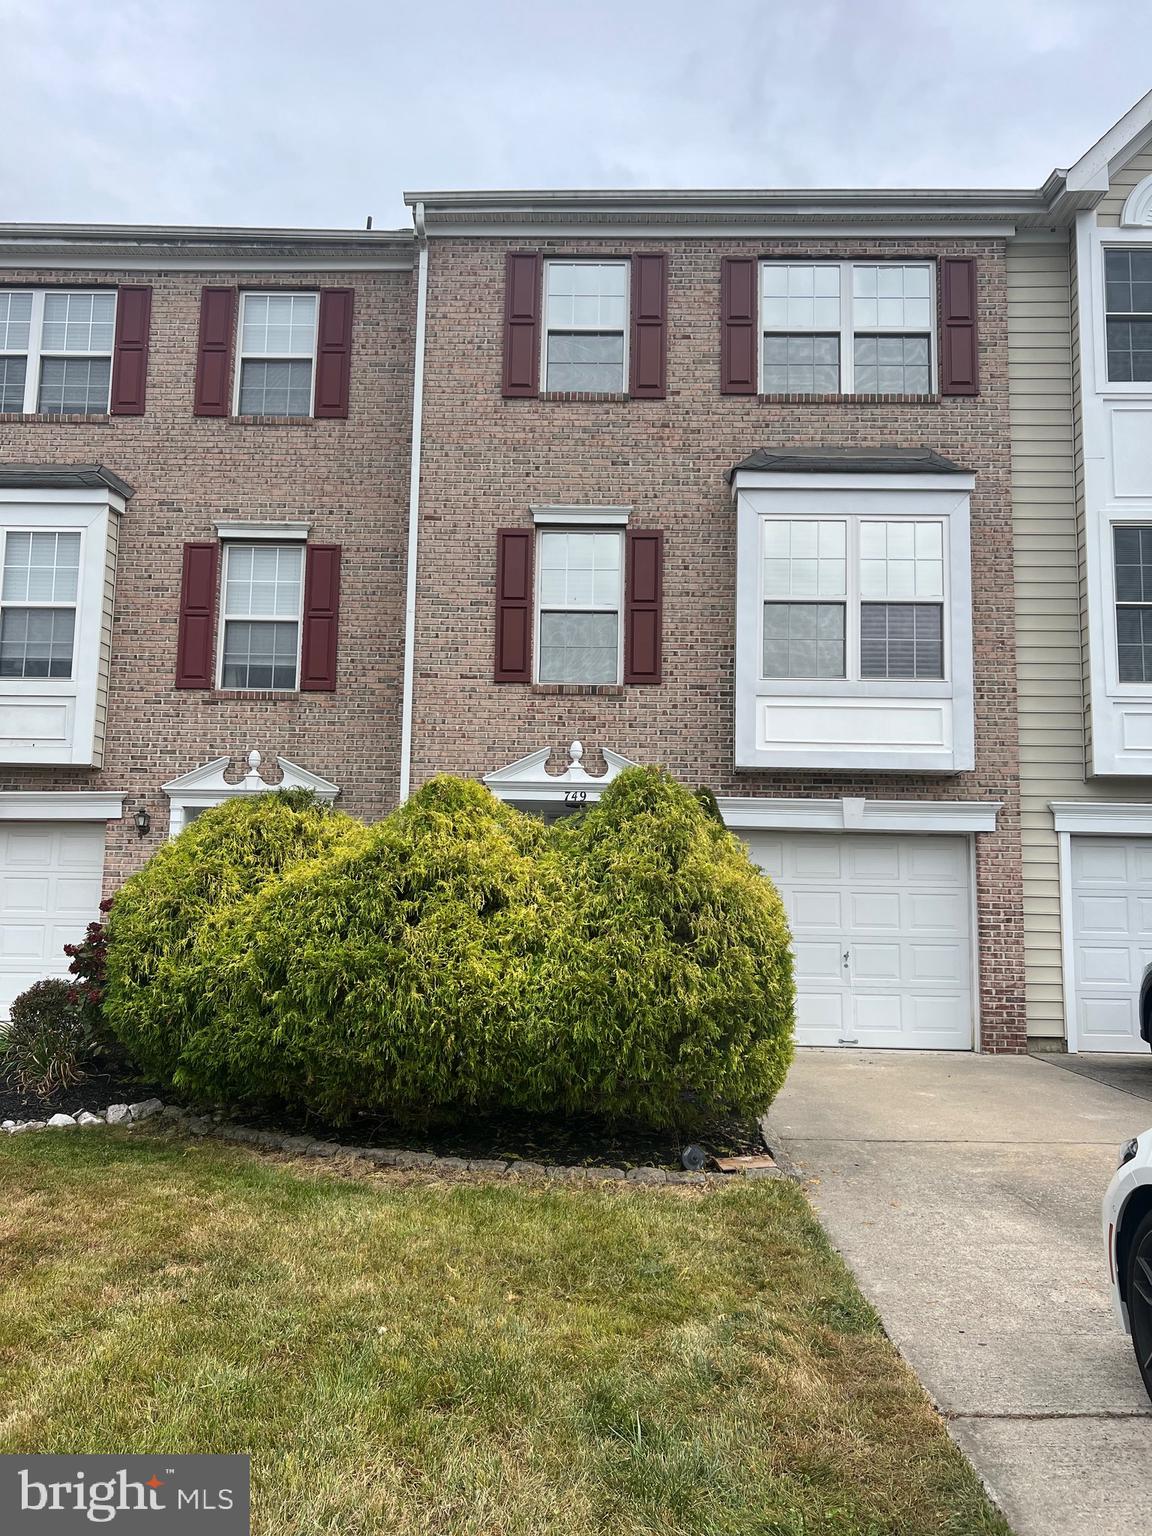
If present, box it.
[0,0,1148,228]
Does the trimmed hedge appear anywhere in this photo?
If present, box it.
[103,771,794,1127]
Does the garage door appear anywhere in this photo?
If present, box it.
[1070,836,1152,1053]
[0,822,106,1020]
[743,831,974,1049]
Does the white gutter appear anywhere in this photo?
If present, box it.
[398,201,429,803]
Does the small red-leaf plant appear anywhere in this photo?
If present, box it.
[62,897,122,1066]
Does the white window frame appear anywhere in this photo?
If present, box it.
[757,260,937,396]
[759,515,950,684]
[232,291,320,418]
[540,260,630,395]
[0,529,83,682]
[1100,246,1152,387]
[0,288,116,415]
[215,541,306,693]
[533,525,625,686]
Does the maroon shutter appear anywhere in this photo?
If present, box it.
[720,257,757,394]
[630,253,668,398]
[193,286,236,416]
[109,285,151,415]
[313,289,354,418]
[940,258,979,396]
[502,253,541,397]
[175,542,219,688]
[624,530,664,684]
[300,544,341,690]
[494,529,533,680]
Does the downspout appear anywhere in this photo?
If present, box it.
[398,200,428,802]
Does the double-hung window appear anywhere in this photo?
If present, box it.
[1104,250,1152,383]
[0,530,81,679]
[219,543,304,690]
[543,262,628,393]
[235,293,318,416]
[536,529,623,683]
[760,262,934,395]
[762,517,945,681]
[0,290,115,415]
[1113,525,1152,682]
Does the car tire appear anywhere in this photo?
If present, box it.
[1125,1210,1152,1402]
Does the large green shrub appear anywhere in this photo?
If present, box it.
[103,771,794,1127]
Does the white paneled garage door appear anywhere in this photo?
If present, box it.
[743,831,974,1049]
[1070,836,1152,1053]
[0,822,106,1020]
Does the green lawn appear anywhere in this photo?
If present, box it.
[0,1132,1007,1536]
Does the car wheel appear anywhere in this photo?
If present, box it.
[1125,1210,1152,1402]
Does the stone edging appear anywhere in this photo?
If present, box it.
[1,1099,797,1185]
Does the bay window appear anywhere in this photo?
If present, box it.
[0,531,80,679]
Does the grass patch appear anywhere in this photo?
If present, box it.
[0,1132,1007,1536]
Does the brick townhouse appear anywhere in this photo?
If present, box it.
[8,93,1152,1060]
[0,224,415,1015]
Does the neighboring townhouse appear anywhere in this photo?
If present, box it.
[402,188,1032,1052]
[0,224,415,1015]
[1009,89,1152,1056]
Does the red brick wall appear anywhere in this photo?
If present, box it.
[411,234,1026,1050]
[0,260,414,886]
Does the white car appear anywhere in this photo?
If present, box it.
[1104,1130,1152,1400]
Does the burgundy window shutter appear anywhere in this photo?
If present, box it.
[300,544,341,690]
[313,289,354,418]
[175,542,219,688]
[939,258,979,396]
[624,530,664,684]
[109,285,151,415]
[720,257,757,394]
[502,253,541,398]
[494,529,533,681]
[193,286,236,416]
[629,253,668,398]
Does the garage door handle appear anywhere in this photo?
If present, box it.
[842,950,850,968]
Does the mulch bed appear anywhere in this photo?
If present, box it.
[0,1065,768,1170]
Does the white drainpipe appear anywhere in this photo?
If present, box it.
[398,200,428,802]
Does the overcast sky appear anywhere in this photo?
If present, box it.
[3,0,1151,230]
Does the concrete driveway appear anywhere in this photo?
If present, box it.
[768,1050,1152,1536]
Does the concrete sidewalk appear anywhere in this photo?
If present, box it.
[768,1050,1152,1536]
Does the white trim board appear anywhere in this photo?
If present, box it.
[531,505,631,526]
[213,521,311,541]
[717,796,1000,833]
[0,792,124,820]
[1050,801,1152,835]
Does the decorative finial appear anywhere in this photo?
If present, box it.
[244,750,262,788]
[569,741,583,767]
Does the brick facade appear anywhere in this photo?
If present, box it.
[0,251,414,887]
[410,233,1026,1050]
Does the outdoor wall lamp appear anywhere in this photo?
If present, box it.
[134,803,152,838]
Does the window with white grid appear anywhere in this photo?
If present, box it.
[236,293,318,417]
[219,543,304,690]
[761,516,946,681]
[0,289,115,415]
[543,262,628,393]
[536,529,623,683]
[0,530,81,679]
[760,262,934,395]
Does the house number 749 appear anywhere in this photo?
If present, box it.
[564,790,587,805]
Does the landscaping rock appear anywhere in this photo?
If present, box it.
[46,1113,77,1129]
[247,1130,286,1149]
[427,1156,469,1174]
[467,1158,509,1175]
[304,1141,343,1158]
[159,1105,186,1121]
[360,1147,404,1165]
[128,1099,164,1123]
[75,1111,104,1127]
[584,1166,626,1182]
[185,1116,214,1135]
[279,1136,315,1156]
[105,1104,131,1125]
[506,1160,547,1178]
[391,1150,436,1170]
[626,1166,668,1185]
[1,1120,14,1132]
